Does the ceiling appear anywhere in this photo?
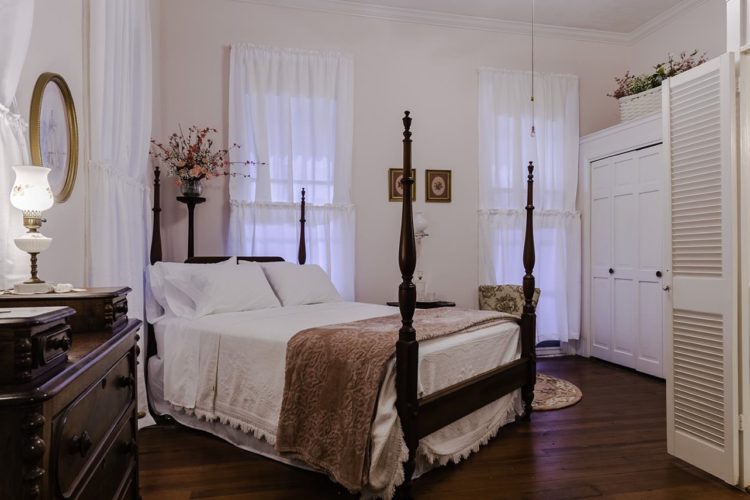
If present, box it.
[340,0,688,33]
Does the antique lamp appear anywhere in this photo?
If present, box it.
[413,212,429,300]
[10,165,54,293]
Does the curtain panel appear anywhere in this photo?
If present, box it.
[478,68,581,343]
[87,0,152,417]
[0,0,34,290]
[228,45,355,299]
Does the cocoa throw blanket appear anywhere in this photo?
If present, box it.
[275,307,517,492]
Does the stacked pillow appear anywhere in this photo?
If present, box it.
[243,261,342,307]
[148,258,343,320]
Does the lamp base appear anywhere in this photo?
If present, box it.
[13,282,54,294]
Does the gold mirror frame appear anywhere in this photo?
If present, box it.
[29,72,79,203]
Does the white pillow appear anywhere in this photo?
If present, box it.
[254,261,342,306]
[147,258,236,321]
[163,262,281,318]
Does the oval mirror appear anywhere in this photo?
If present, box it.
[29,72,78,203]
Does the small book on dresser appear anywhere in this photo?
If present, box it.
[0,288,141,500]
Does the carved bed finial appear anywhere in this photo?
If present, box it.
[298,188,307,265]
[150,164,162,265]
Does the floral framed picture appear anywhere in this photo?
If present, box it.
[388,168,416,202]
[425,169,451,202]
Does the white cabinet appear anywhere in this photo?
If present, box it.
[590,145,665,377]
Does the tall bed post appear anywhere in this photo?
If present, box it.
[150,165,162,264]
[521,161,537,418]
[396,111,418,499]
[146,164,170,423]
[298,188,306,265]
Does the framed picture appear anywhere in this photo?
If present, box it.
[388,168,416,202]
[425,169,451,202]
[29,72,79,203]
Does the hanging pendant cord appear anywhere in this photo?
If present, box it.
[530,0,536,138]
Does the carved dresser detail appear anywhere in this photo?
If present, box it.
[0,287,131,335]
[0,294,141,500]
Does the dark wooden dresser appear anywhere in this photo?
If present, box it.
[0,301,141,499]
[0,287,131,335]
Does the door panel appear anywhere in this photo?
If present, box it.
[637,280,663,376]
[636,148,664,377]
[664,53,738,484]
[612,159,637,368]
[591,157,613,361]
[591,276,612,356]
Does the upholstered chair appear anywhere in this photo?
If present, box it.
[478,285,541,316]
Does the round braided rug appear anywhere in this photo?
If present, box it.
[532,373,582,411]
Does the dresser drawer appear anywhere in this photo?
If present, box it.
[32,322,71,368]
[54,353,134,497]
[76,415,137,500]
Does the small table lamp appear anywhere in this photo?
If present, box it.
[413,212,428,300]
[10,165,54,294]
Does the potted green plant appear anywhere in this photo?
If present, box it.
[609,50,707,121]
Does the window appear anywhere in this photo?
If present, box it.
[227,45,355,299]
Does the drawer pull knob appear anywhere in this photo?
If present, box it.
[117,375,135,388]
[48,336,71,351]
[69,431,93,457]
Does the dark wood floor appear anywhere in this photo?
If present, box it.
[138,356,746,499]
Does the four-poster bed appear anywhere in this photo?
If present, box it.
[144,111,537,498]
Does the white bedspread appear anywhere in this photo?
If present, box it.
[158,302,522,497]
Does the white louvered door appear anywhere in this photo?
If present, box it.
[663,52,738,484]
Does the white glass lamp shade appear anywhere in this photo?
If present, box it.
[10,165,54,212]
[414,212,428,235]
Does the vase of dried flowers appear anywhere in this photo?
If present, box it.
[150,125,249,198]
[181,178,203,197]
[609,50,707,121]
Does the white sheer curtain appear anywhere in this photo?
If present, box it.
[0,0,34,290]
[478,68,581,343]
[87,0,152,415]
[228,45,355,299]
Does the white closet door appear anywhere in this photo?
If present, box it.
[664,53,738,484]
[591,157,613,361]
[636,147,665,377]
[612,153,638,368]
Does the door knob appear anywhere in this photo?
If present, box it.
[656,270,662,278]
[663,285,671,291]
[608,268,614,274]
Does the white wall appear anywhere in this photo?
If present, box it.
[629,0,727,74]
[8,0,726,309]
[154,0,630,307]
[15,0,86,287]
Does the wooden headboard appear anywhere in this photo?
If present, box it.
[149,166,307,266]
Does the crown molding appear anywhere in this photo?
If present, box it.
[234,0,708,46]
[235,0,630,45]
[627,0,708,44]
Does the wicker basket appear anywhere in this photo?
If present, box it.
[618,86,662,121]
